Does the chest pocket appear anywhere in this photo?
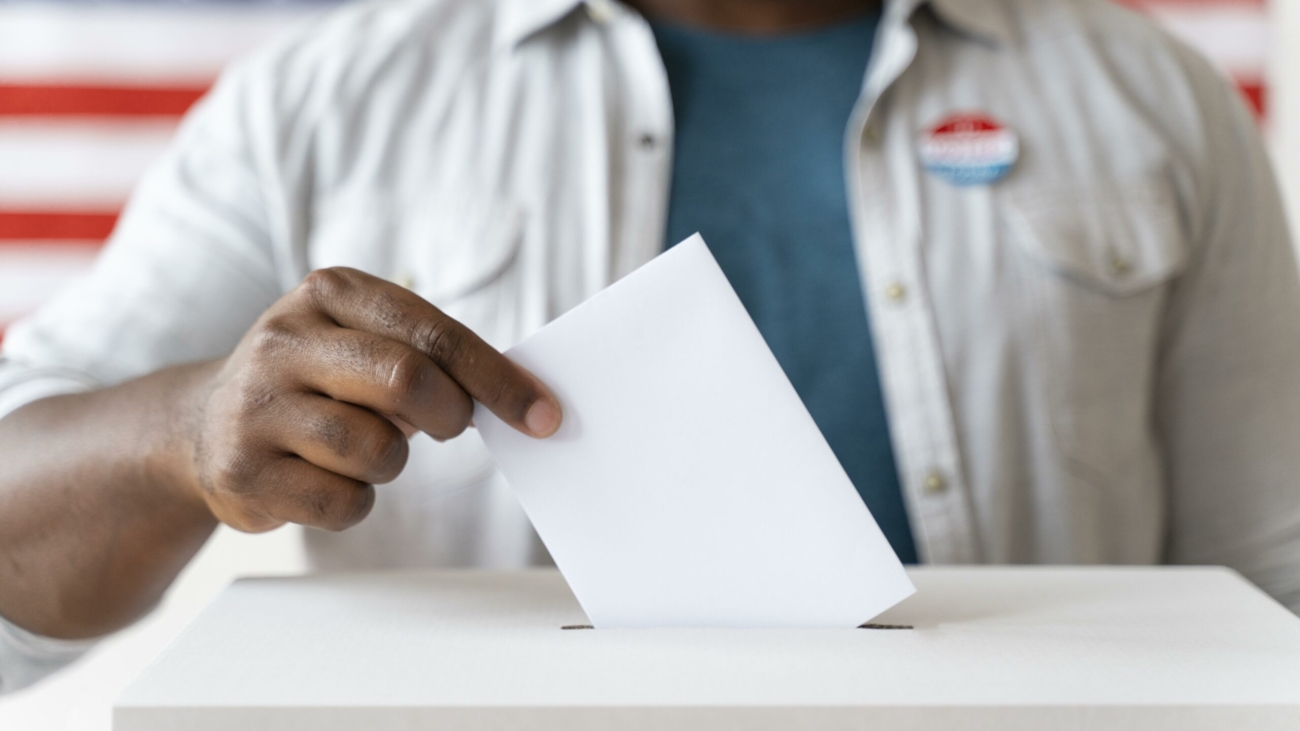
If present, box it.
[308,192,527,349]
[1003,179,1187,296]
[999,175,1187,488]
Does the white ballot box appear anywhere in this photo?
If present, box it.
[114,567,1300,731]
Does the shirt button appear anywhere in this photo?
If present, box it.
[1108,249,1133,278]
[864,118,882,142]
[922,470,948,495]
[586,0,615,24]
[885,282,907,303]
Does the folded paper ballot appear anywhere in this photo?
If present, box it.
[475,234,915,628]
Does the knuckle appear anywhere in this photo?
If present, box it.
[343,486,377,529]
[210,441,265,496]
[412,319,465,369]
[304,410,405,484]
[316,485,375,532]
[300,267,351,306]
[226,505,282,534]
[355,423,408,484]
[418,388,471,441]
[234,379,280,416]
[307,490,338,529]
[249,316,299,359]
[384,349,429,412]
[307,412,352,459]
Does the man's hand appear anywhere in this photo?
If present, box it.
[0,266,560,639]
[186,267,561,533]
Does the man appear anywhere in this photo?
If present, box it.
[2,0,1299,693]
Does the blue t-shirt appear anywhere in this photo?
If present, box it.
[654,13,918,563]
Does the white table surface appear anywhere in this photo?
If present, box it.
[114,567,1300,730]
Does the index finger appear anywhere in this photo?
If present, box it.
[296,267,562,438]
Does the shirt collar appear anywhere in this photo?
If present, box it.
[920,0,1015,45]
[493,0,586,52]
[494,0,1013,52]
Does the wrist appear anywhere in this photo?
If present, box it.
[137,360,224,524]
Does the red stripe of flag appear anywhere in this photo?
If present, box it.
[0,83,208,118]
[0,210,118,242]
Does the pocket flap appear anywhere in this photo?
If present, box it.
[1000,177,1187,296]
[311,190,523,306]
[402,192,524,305]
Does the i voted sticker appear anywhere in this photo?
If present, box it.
[917,112,1018,187]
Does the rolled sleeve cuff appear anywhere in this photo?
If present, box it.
[0,372,97,423]
[0,614,97,695]
[0,366,102,693]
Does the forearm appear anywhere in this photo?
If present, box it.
[0,361,220,640]
[0,267,563,641]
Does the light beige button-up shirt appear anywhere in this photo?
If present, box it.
[3,0,1300,692]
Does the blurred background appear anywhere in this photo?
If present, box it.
[0,0,1293,727]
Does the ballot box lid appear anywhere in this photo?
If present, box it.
[114,567,1300,730]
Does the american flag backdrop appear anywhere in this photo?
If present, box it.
[0,1,335,341]
[0,0,1273,341]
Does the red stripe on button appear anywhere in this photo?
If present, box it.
[0,211,118,241]
[1237,80,1266,118]
[0,83,208,118]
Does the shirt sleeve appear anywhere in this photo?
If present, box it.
[0,53,291,690]
[0,615,97,696]
[1155,47,1300,613]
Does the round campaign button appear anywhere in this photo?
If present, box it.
[917,112,1019,187]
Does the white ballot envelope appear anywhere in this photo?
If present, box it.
[475,234,915,628]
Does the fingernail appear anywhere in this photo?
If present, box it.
[524,399,561,437]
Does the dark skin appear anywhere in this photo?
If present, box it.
[0,0,881,641]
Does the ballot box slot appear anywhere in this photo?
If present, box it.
[557,624,916,630]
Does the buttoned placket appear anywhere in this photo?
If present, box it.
[600,0,981,563]
[845,12,982,563]
[597,3,675,284]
